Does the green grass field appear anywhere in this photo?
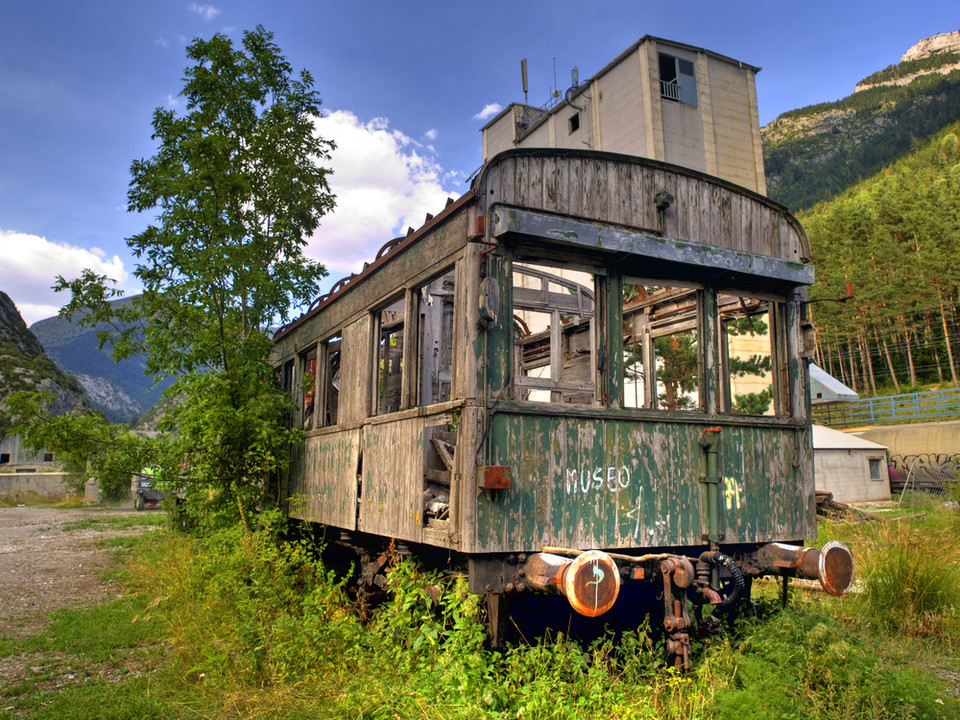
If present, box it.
[1,503,958,719]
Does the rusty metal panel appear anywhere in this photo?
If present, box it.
[359,417,425,543]
[475,410,815,553]
[287,428,360,530]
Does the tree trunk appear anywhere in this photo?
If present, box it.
[939,291,958,388]
[898,316,917,387]
[925,312,944,382]
[859,326,877,396]
[876,325,901,394]
[847,337,859,393]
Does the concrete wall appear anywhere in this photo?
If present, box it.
[853,420,960,458]
[815,449,890,503]
[0,472,73,501]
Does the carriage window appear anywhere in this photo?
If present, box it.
[622,282,702,411]
[513,261,596,404]
[417,270,455,406]
[376,298,405,414]
[301,346,318,427]
[718,293,785,416]
[320,335,341,426]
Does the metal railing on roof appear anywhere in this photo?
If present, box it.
[812,387,960,427]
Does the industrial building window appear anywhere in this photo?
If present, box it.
[43,452,54,462]
[0,453,9,464]
[622,281,702,411]
[869,458,883,481]
[375,297,405,414]
[568,112,580,134]
[513,261,597,405]
[658,52,697,106]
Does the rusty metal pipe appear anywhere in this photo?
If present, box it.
[752,541,855,596]
[522,550,621,617]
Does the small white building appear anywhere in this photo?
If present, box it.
[813,424,890,503]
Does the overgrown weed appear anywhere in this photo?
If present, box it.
[6,507,960,718]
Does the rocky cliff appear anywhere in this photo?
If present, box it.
[901,30,960,62]
[0,292,86,431]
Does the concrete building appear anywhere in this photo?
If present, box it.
[813,424,890,503]
[481,36,767,194]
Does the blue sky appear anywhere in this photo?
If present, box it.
[2,1,958,324]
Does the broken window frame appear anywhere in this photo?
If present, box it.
[413,268,456,407]
[317,333,342,427]
[372,295,406,416]
[511,260,599,405]
[622,278,704,412]
[299,344,319,428]
[716,291,790,417]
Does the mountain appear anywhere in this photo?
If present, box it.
[763,30,960,212]
[29,296,172,424]
[0,291,86,434]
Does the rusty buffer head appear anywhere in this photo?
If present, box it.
[817,540,856,596]
[560,550,621,617]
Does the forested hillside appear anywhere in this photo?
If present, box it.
[763,51,960,211]
[800,123,960,396]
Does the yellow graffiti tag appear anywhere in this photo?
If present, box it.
[723,477,742,510]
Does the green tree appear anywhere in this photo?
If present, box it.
[6,391,152,501]
[50,26,335,528]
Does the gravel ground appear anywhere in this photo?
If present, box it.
[0,506,161,704]
[0,506,152,640]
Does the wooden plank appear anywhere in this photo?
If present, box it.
[340,316,371,424]
[359,416,425,543]
[287,428,360,530]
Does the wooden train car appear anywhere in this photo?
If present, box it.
[272,148,854,668]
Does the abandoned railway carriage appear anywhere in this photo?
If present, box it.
[272,146,855,668]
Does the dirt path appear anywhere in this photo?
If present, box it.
[0,506,154,640]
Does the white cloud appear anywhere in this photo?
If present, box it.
[473,103,502,121]
[188,3,220,20]
[308,111,462,275]
[424,128,438,141]
[0,230,131,326]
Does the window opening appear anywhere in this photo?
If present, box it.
[568,112,580,134]
[869,458,883,481]
[320,335,341,426]
[0,453,9,464]
[43,452,54,463]
[718,293,786,416]
[513,261,596,404]
[376,298,405,414]
[623,282,702,411]
[417,270,455,406]
[301,346,318,427]
[658,52,697,106]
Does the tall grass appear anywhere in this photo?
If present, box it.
[4,507,960,719]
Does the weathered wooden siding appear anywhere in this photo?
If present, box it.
[359,416,425,542]
[288,428,360,529]
[475,410,814,552]
[475,150,808,263]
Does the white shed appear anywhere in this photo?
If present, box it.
[813,424,890,503]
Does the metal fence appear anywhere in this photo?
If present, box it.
[812,388,960,427]
[888,453,958,507]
